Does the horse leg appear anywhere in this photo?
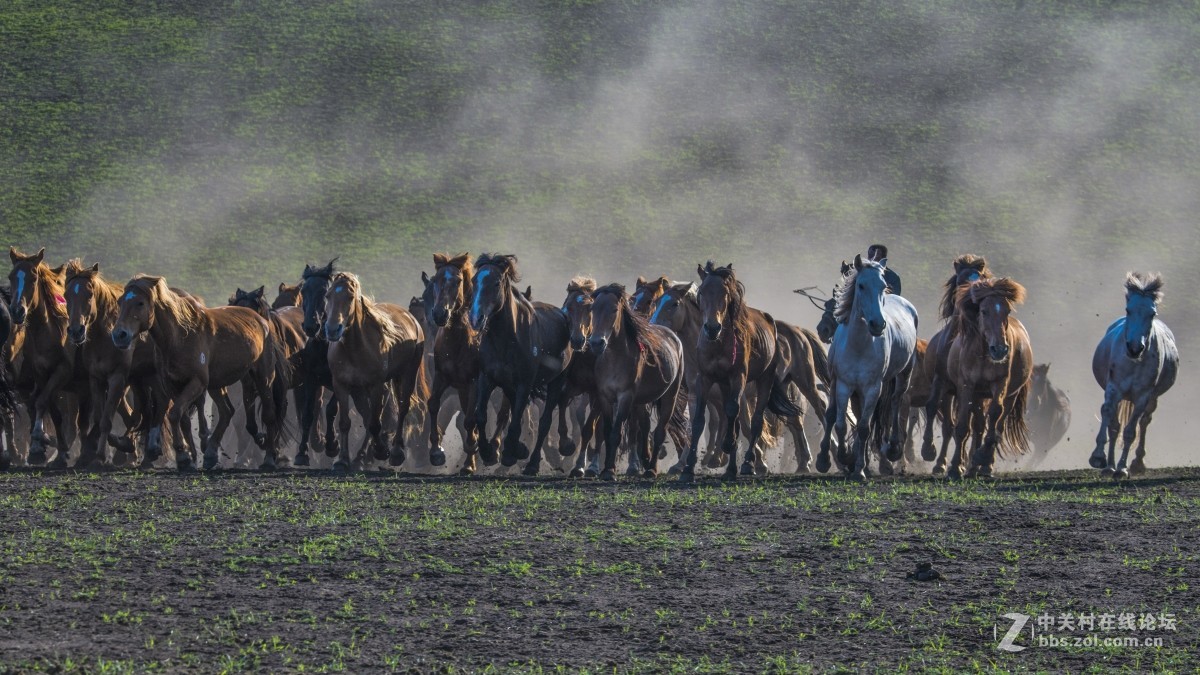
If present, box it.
[500,383,535,468]
[476,385,501,466]
[600,394,633,481]
[526,377,567,477]
[933,391,954,475]
[717,379,742,480]
[323,392,340,459]
[250,368,280,471]
[167,380,206,472]
[852,384,883,482]
[456,385,480,476]
[1130,398,1156,475]
[626,405,649,477]
[972,389,1008,479]
[46,397,73,469]
[817,380,840,474]
[575,401,600,478]
[556,393,577,458]
[1091,384,1120,473]
[292,385,312,467]
[741,376,774,478]
[329,383,354,472]
[241,379,262,447]
[90,373,129,469]
[679,378,708,483]
[704,398,725,469]
[921,375,944,462]
[883,368,912,465]
[1115,394,1153,480]
[202,388,234,471]
[426,374,450,470]
[948,388,974,480]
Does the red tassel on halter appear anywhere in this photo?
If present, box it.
[731,334,739,361]
[638,340,646,354]
[55,295,66,305]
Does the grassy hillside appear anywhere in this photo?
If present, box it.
[3,0,1197,306]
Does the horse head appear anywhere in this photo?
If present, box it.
[563,277,596,351]
[1123,271,1164,360]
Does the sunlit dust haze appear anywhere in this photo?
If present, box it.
[2,0,1197,468]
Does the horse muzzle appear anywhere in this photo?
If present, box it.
[588,336,608,355]
[570,334,588,351]
[702,322,722,341]
[67,324,87,345]
[988,343,1010,363]
[111,328,134,350]
[325,323,345,342]
[1126,339,1146,359]
[9,304,26,326]
[867,320,885,337]
[432,306,449,327]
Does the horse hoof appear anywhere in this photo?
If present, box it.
[667,463,683,475]
[569,468,584,478]
[27,449,48,466]
[642,469,657,479]
[740,462,754,476]
[947,466,962,481]
[723,467,738,481]
[499,449,518,468]
[975,466,993,479]
[108,434,136,454]
[202,452,219,471]
[429,447,446,467]
[389,448,406,468]
[373,443,391,462]
[177,457,196,473]
[1089,453,1107,470]
[324,440,341,458]
[1100,468,1114,478]
[625,465,640,477]
[1114,468,1129,481]
[677,471,695,484]
[48,453,69,470]
[332,460,350,473]
[600,469,616,482]
[522,462,540,477]
[1130,459,1146,476]
[920,443,937,463]
[884,442,903,463]
[513,441,530,460]
[584,468,598,478]
[558,438,577,457]
[932,464,946,476]
[258,457,277,472]
[293,452,310,468]
[458,465,477,477]
[815,454,831,474]
[852,469,867,482]
[480,440,500,465]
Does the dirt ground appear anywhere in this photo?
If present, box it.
[0,468,1196,672]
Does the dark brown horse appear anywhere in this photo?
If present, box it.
[468,254,572,475]
[112,276,290,470]
[8,247,81,466]
[921,254,994,471]
[560,277,607,477]
[323,271,424,471]
[229,286,311,464]
[587,284,688,479]
[1026,363,1071,463]
[64,260,162,467]
[681,262,802,481]
[944,278,1033,478]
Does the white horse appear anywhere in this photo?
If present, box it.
[1090,272,1178,479]
[818,255,918,480]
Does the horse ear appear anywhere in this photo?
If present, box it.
[432,253,448,267]
[840,260,850,276]
[8,247,18,264]
[696,263,707,280]
[90,262,100,273]
[726,262,733,270]
[33,248,45,264]
[421,270,430,285]
[254,286,265,297]
[853,254,864,271]
[278,282,287,292]
[656,276,669,290]
[524,285,533,300]
[637,276,647,286]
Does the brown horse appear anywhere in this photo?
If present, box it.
[64,260,163,467]
[323,271,424,471]
[229,286,311,464]
[112,276,290,471]
[630,275,671,317]
[682,262,802,481]
[772,321,832,472]
[273,283,302,309]
[921,254,994,471]
[944,278,1033,478]
[587,284,688,479]
[8,247,82,466]
[1025,363,1071,463]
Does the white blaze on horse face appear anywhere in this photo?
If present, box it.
[199,352,206,365]
[995,302,1001,313]
[471,269,491,320]
[15,270,25,300]
[124,291,135,301]
[335,285,344,293]
[651,295,671,323]
[73,282,80,295]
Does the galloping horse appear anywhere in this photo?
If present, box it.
[773,320,832,473]
[8,247,78,466]
[64,260,159,467]
[682,262,802,481]
[112,276,290,470]
[1026,363,1071,463]
[819,255,918,481]
[229,286,310,464]
[468,254,572,475]
[1090,272,1177,478]
[587,284,688,479]
[298,260,343,462]
[943,277,1033,478]
[921,254,994,471]
[323,271,424,471]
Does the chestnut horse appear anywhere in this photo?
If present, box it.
[229,286,311,465]
[112,276,290,470]
[323,271,424,471]
[944,278,1033,478]
[8,247,81,466]
[468,253,572,475]
[683,262,803,481]
[272,283,302,309]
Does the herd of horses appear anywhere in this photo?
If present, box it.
[0,246,1177,481]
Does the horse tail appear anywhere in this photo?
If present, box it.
[666,383,691,455]
[801,328,832,388]
[766,377,804,418]
[996,386,1032,460]
[268,334,294,449]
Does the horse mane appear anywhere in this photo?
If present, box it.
[433,252,474,301]
[832,258,890,324]
[127,275,204,332]
[475,253,521,282]
[1124,271,1164,303]
[329,272,407,349]
[302,257,339,280]
[567,276,597,295]
[701,261,752,340]
[592,283,665,359]
[940,254,992,320]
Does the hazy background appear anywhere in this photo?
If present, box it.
[1,0,1197,468]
